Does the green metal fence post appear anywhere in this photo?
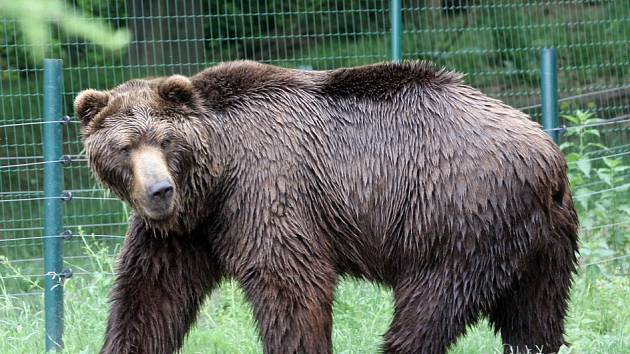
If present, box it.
[43,58,65,352]
[390,0,402,62]
[541,48,559,143]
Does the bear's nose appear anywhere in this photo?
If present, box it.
[148,180,173,200]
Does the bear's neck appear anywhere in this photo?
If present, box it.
[174,114,235,233]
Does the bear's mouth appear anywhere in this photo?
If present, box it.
[141,199,176,221]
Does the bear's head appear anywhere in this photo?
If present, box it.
[75,75,202,230]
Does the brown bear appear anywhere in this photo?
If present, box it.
[75,60,579,354]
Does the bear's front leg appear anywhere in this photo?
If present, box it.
[101,216,222,354]
[237,220,337,354]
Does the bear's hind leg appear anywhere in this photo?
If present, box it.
[488,240,577,354]
[382,268,482,354]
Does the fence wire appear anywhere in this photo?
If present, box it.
[1,0,629,298]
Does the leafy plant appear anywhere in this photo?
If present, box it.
[560,109,630,275]
[0,0,129,61]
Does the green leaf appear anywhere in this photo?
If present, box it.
[584,142,608,151]
[595,169,613,187]
[584,117,604,125]
[602,157,621,168]
[614,166,630,173]
[562,114,580,124]
[565,152,580,164]
[583,129,600,138]
[577,157,592,178]
[568,173,584,188]
[574,187,593,210]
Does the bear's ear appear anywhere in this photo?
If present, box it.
[158,75,193,104]
[74,89,110,126]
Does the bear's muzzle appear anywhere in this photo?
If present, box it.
[130,145,176,220]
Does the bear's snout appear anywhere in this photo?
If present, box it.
[130,145,176,221]
[143,179,175,220]
[148,180,174,201]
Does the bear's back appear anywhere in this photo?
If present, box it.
[189,61,561,201]
[191,60,462,110]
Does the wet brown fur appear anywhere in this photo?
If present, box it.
[76,60,579,354]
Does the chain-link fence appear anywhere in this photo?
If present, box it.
[1,0,629,350]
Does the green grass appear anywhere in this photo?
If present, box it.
[1,240,628,354]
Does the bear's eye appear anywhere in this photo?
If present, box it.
[161,139,171,149]
[119,146,131,154]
